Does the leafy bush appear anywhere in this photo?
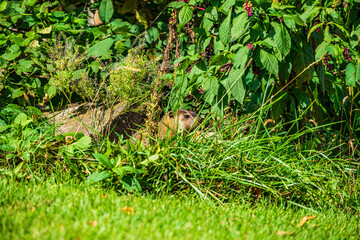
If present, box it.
[168,0,360,134]
[0,0,167,107]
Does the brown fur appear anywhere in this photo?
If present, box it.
[158,109,200,139]
[129,109,200,147]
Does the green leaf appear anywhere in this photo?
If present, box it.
[204,6,218,21]
[0,1,7,11]
[86,171,112,185]
[1,44,20,61]
[272,91,288,119]
[307,22,324,41]
[219,11,231,45]
[232,46,250,69]
[122,175,142,192]
[284,14,305,27]
[272,22,291,60]
[225,68,246,104]
[24,0,37,7]
[219,0,235,14]
[88,38,114,57]
[315,63,325,93]
[178,5,193,29]
[260,49,279,76]
[328,22,350,39]
[203,76,219,104]
[291,37,314,87]
[346,63,356,87]
[46,85,57,99]
[112,167,125,179]
[140,154,160,165]
[38,26,52,34]
[315,41,329,61]
[202,17,214,32]
[231,12,250,41]
[71,136,91,150]
[283,15,296,30]
[18,59,33,72]
[93,153,112,168]
[14,113,27,125]
[99,0,114,23]
[168,1,186,9]
[357,62,360,84]
[145,27,159,43]
[90,60,100,73]
[14,161,24,175]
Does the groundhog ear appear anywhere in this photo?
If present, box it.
[168,112,175,118]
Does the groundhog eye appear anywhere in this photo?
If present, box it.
[184,114,190,118]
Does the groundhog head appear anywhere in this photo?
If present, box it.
[159,109,200,138]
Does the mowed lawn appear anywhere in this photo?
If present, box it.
[0,182,359,240]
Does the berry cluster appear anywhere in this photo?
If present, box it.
[252,63,261,76]
[170,10,178,24]
[323,54,333,71]
[206,40,214,65]
[332,0,340,9]
[243,1,253,17]
[199,87,203,94]
[343,47,352,61]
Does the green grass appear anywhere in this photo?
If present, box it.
[1,182,359,240]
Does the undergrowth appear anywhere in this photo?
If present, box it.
[0,102,359,212]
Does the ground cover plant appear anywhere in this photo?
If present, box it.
[1,0,360,239]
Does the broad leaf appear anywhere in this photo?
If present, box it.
[222,68,246,104]
[93,153,112,168]
[231,12,250,41]
[272,22,291,60]
[219,0,235,14]
[203,76,219,104]
[292,37,314,87]
[71,136,92,150]
[219,11,231,45]
[204,6,218,21]
[315,63,325,93]
[14,113,27,125]
[86,171,112,185]
[122,175,142,192]
[260,49,279,76]
[315,41,329,61]
[232,46,250,69]
[99,0,114,23]
[88,38,114,57]
[346,63,356,87]
[178,5,193,29]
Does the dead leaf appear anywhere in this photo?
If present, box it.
[87,9,102,26]
[87,220,98,226]
[121,207,134,215]
[298,215,316,227]
[276,231,294,236]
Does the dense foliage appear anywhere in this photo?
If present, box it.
[169,0,360,134]
[0,0,166,107]
[0,0,359,211]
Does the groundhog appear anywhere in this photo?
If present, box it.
[158,109,200,139]
[129,109,200,146]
